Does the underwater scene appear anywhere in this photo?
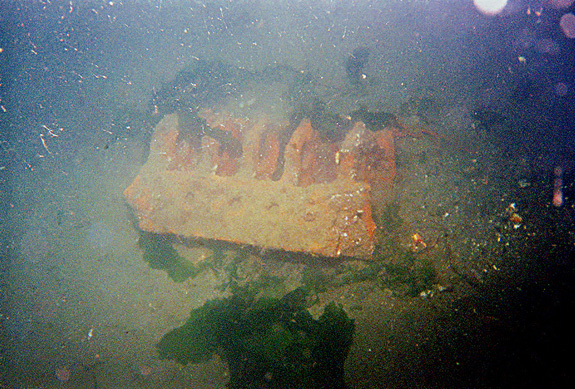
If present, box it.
[1,0,575,387]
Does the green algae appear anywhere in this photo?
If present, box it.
[138,231,200,282]
[157,287,354,388]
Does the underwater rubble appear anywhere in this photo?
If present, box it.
[124,109,397,259]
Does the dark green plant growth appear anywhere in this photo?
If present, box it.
[210,248,241,291]
[247,274,286,294]
[411,257,436,294]
[209,249,285,294]
[301,266,331,294]
[376,250,437,296]
[349,105,401,131]
[157,287,355,389]
[138,231,201,282]
[332,262,384,287]
[299,245,436,298]
[376,202,403,232]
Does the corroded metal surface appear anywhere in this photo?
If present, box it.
[124,111,396,259]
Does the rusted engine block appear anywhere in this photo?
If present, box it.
[124,110,395,259]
